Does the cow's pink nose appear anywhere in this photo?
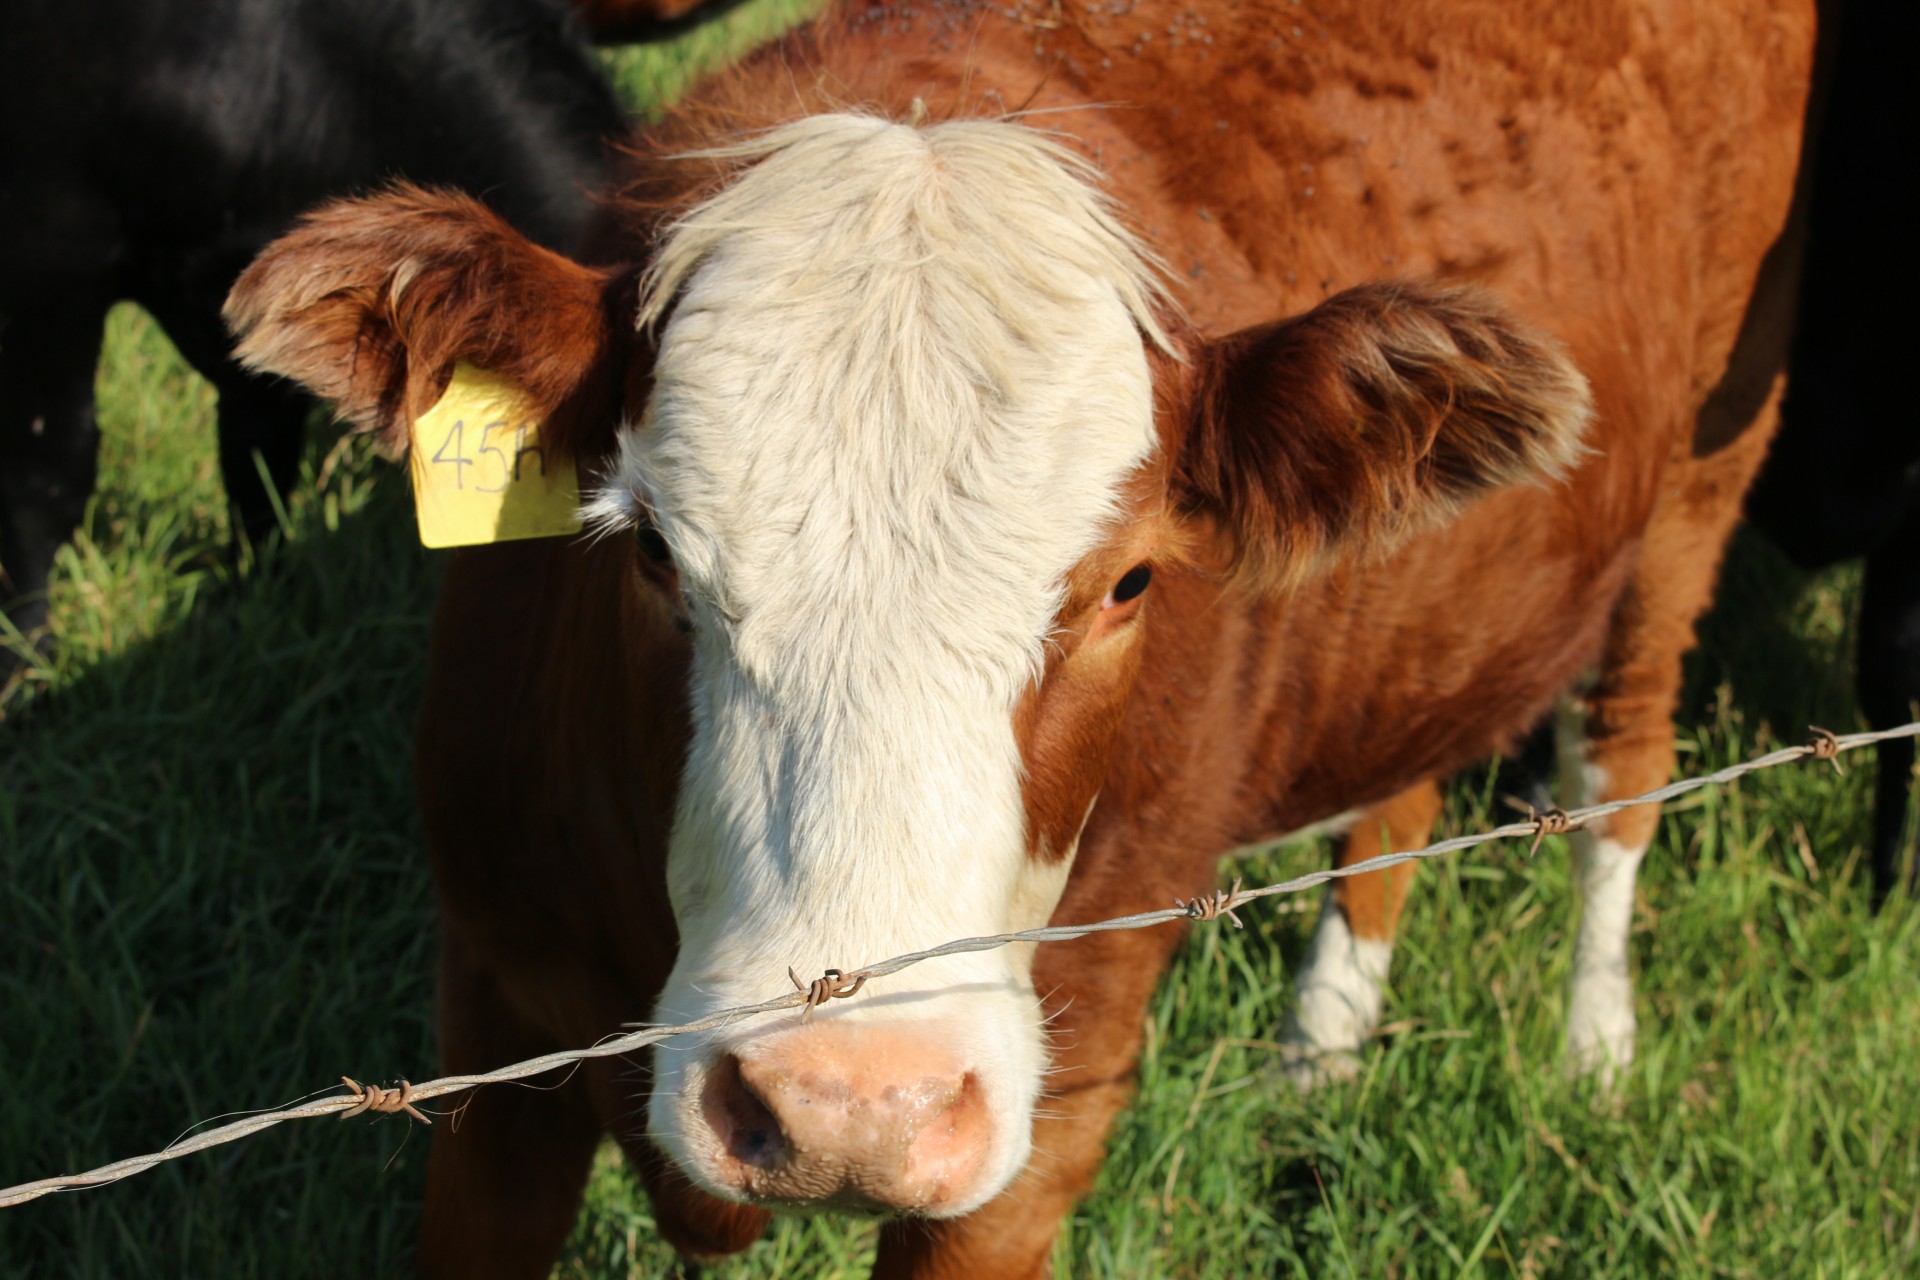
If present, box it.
[697,1032,991,1212]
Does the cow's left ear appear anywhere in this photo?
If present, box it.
[1171,280,1592,591]
[224,183,640,461]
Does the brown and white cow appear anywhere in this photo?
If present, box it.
[224,1,1815,1274]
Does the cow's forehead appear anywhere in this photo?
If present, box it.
[602,114,1170,703]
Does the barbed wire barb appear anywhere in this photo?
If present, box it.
[338,1078,430,1126]
[3,721,1914,1211]
[1526,807,1584,858]
[1178,876,1248,927]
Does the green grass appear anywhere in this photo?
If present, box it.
[4,5,1918,1276]
[551,695,1920,1279]
[1,301,441,1276]
[600,0,822,116]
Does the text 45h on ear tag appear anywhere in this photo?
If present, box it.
[407,362,583,549]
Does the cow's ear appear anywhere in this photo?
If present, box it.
[1171,281,1592,591]
[223,184,639,460]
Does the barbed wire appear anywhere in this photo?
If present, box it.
[3,721,1914,1210]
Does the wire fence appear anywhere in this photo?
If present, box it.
[3,721,1915,1210]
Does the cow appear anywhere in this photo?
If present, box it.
[0,0,627,668]
[1745,0,1918,909]
[224,1,1816,1274]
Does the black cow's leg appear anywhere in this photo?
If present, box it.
[138,290,312,556]
[211,367,311,554]
[0,293,107,664]
[1857,506,1920,909]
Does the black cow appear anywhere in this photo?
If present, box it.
[1745,0,1919,908]
[570,0,750,42]
[0,0,627,663]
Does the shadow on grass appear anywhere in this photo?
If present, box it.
[0,274,1893,1280]
[0,452,444,1278]
[1684,524,1863,735]
[0,11,840,1272]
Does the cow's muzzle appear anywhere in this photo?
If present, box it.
[683,1022,998,1214]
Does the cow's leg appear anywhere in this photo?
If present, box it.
[417,933,602,1280]
[1557,693,1652,1088]
[870,1083,1127,1279]
[0,289,107,663]
[1560,392,1780,1086]
[1857,507,1920,908]
[210,368,311,554]
[872,923,1187,1280]
[136,290,311,554]
[607,1093,771,1261]
[1280,780,1443,1086]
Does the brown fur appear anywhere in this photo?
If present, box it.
[1332,782,1445,943]
[224,187,641,459]
[1179,281,1591,592]
[1012,469,1179,863]
[224,2,1815,1276]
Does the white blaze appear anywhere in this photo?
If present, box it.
[586,113,1169,1209]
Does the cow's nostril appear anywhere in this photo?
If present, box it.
[706,1053,786,1169]
[903,1071,989,1197]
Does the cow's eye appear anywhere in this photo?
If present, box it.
[1102,563,1152,610]
[635,518,673,567]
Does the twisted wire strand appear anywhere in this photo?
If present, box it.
[3,722,1912,1209]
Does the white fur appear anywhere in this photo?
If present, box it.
[1565,832,1644,1086]
[1282,902,1394,1086]
[587,114,1171,1212]
[1554,696,1606,813]
[1554,701,1643,1087]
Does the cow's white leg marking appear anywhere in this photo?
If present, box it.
[1556,698,1642,1088]
[1565,833,1645,1087]
[1282,900,1393,1087]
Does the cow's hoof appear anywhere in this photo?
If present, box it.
[1565,972,1636,1095]
[1280,1046,1364,1092]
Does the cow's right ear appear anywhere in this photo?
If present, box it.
[1169,280,1592,592]
[224,184,639,460]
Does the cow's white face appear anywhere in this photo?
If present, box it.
[589,114,1170,1214]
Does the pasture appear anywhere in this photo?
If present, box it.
[3,3,1918,1275]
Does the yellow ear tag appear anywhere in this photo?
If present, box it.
[407,362,583,549]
